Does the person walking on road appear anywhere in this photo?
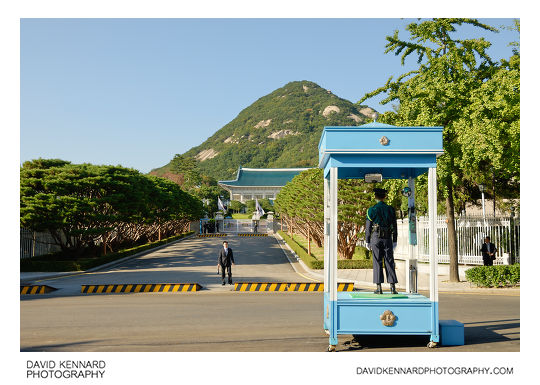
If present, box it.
[481,236,497,266]
[218,241,235,285]
[365,188,398,294]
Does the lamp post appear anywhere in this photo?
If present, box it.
[479,184,486,222]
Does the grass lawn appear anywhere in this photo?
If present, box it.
[290,232,369,260]
[231,213,253,219]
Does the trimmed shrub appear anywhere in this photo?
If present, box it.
[20,232,194,272]
[465,264,520,287]
[278,230,320,269]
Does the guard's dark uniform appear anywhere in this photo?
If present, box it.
[365,200,398,284]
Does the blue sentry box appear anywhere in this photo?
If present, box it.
[440,320,464,346]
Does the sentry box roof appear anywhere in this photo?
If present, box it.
[318,122,443,179]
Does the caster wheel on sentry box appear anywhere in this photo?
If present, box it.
[427,341,439,348]
[328,345,336,352]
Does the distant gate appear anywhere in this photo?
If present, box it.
[200,219,269,234]
[223,219,268,234]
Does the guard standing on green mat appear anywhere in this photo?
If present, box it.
[365,188,398,294]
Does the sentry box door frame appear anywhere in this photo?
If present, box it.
[319,122,443,351]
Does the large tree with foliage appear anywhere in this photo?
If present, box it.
[275,168,375,259]
[359,18,520,281]
[21,159,204,255]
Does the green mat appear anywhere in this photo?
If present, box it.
[349,293,409,299]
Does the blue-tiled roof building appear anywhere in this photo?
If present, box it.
[218,166,310,203]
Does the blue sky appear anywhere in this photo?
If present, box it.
[20,18,519,174]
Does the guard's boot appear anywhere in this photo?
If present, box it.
[374,284,383,294]
[390,283,398,294]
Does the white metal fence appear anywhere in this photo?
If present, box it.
[411,215,520,265]
[20,228,62,259]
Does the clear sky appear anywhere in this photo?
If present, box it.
[20,18,519,174]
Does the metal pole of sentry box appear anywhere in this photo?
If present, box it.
[406,177,418,293]
[328,167,338,349]
[428,167,440,344]
[323,174,329,292]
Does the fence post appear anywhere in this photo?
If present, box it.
[32,231,36,257]
[509,207,515,265]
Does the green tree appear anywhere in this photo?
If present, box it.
[274,169,375,259]
[359,18,519,281]
[21,160,204,254]
[170,154,202,190]
[229,200,245,213]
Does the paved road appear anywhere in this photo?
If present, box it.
[20,290,519,352]
[26,235,309,295]
[20,234,520,352]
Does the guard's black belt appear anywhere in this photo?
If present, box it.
[373,224,392,239]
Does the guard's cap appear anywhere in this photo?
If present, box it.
[374,188,387,195]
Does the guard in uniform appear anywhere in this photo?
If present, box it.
[365,188,398,294]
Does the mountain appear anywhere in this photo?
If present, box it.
[150,80,377,181]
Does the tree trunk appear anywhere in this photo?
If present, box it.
[307,227,311,255]
[445,180,460,282]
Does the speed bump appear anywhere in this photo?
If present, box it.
[20,285,58,295]
[81,283,202,294]
[238,233,268,237]
[198,234,227,237]
[234,282,353,292]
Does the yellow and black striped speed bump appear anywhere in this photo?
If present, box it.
[234,282,354,292]
[21,285,58,295]
[238,233,268,237]
[198,234,228,237]
[81,283,202,294]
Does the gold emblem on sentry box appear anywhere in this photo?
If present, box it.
[379,136,390,146]
[380,310,396,326]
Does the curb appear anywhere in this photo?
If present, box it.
[81,283,202,294]
[233,282,353,292]
[20,285,58,295]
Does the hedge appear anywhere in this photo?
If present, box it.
[20,232,194,272]
[465,264,520,288]
[277,230,372,270]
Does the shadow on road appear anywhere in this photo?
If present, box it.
[21,340,105,352]
[463,318,520,345]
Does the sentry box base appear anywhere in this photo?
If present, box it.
[324,292,440,343]
[439,319,465,346]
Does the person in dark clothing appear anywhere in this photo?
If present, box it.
[365,188,398,294]
[481,236,497,266]
[217,241,235,285]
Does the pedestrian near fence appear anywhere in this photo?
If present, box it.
[481,236,497,266]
